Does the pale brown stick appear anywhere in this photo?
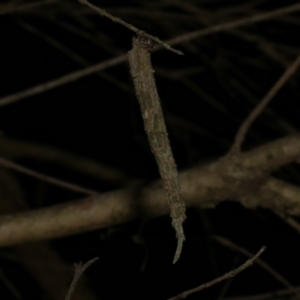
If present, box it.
[78,0,183,55]
[229,53,300,154]
[168,246,266,300]
[0,134,298,248]
[0,157,98,196]
[65,257,99,300]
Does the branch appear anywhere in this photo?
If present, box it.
[0,266,22,300]
[225,286,300,300]
[0,134,300,248]
[0,3,299,107]
[213,236,298,293]
[229,53,300,154]
[0,0,59,15]
[0,156,99,196]
[0,53,127,108]
[167,246,266,300]
[78,0,183,55]
[0,161,98,300]
[0,136,137,186]
[165,3,300,47]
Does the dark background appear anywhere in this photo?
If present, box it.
[0,0,300,299]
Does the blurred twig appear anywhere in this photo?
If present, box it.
[0,0,59,15]
[1,3,299,107]
[0,136,138,187]
[166,3,300,47]
[229,53,300,154]
[0,156,99,195]
[168,246,266,300]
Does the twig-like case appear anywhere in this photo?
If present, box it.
[128,36,186,263]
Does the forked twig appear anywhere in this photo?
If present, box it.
[78,0,183,55]
[65,257,99,300]
[128,36,186,264]
[229,53,300,154]
[168,246,266,300]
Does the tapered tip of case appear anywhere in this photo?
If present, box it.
[173,237,184,264]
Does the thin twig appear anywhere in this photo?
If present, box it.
[78,0,183,55]
[17,20,131,93]
[277,213,300,235]
[0,54,127,108]
[0,136,137,186]
[217,256,240,300]
[168,246,266,300]
[0,266,23,300]
[0,0,59,15]
[165,3,300,47]
[229,53,300,154]
[65,257,99,300]
[0,3,299,108]
[128,36,186,264]
[225,286,300,300]
[0,156,98,196]
[213,236,298,294]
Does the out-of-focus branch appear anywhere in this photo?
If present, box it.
[165,3,300,47]
[0,169,98,300]
[237,177,300,214]
[0,0,59,15]
[0,3,299,107]
[0,157,99,196]
[0,53,127,108]
[0,136,138,187]
[0,266,22,300]
[229,53,300,154]
[0,134,300,247]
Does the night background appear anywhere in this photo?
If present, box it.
[0,0,300,299]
